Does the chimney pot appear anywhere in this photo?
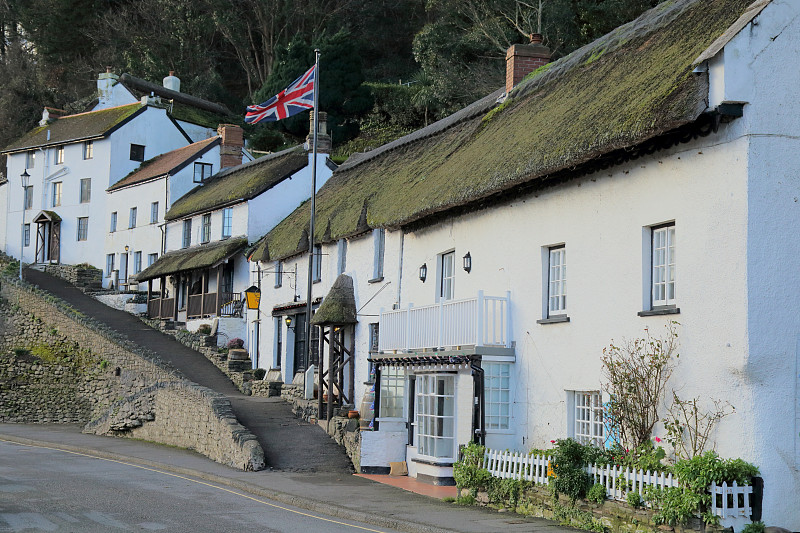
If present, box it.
[530,33,543,44]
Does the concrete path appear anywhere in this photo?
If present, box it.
[0,425,572,533]
[23,268,353,474]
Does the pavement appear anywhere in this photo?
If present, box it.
[0,424,571,533]
[23,268,353,474]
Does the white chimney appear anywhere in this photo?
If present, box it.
[97,67,119,106]
[163,71,180,92]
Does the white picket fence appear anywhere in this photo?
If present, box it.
[481,448,753,525]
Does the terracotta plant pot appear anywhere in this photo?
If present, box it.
[348,410,359,419]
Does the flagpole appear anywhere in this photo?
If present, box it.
[304,49,320,392]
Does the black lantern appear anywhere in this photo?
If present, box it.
[284,315,294,328]
[463,252,472,273]
[419,263,427,282]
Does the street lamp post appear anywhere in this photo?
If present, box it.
[19,170,30,280]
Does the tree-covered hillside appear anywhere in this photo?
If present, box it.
[0,0,660,162]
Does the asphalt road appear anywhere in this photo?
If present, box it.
[0,440,389,533]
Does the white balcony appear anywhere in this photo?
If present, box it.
[378,291,512,352]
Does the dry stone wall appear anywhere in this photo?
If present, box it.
[0,275,264,471]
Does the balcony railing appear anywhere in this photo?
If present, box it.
[378,291,511,352]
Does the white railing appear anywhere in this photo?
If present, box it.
[480,448,754,525]
[379,291,511,352]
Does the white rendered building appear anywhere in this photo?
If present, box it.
[248,0,800,527]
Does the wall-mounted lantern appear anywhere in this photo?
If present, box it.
[285,315,294,329]
[419,263,427,282]
[244,285,261,310]
[463,252,472,273]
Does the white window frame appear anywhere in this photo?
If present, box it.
[415,374,456,461]
[274,261,283,288]
[484,362,512,431]
[83,141,93,160]
[76,217,88,241]
[547,246,567,316]
[182,219,192,248]
[106,254,115,277]
[567,390,604,447]
[150,202,159,224]
[51,182,62,207]
[378,366,406,420]
[222,207,232,238]
[651,224,676,308]
[128,207,137,229]
[110,212,117,233]
[55,145,64,165]
[79,178,91,203]
[438,250,455,301]
[371,229,385,280]
[133,251,142,274]
[201,213,211,243]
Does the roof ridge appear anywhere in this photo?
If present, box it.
[56,102,142,120]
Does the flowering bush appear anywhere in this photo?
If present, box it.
[226,337,244,349]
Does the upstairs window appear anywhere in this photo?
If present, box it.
[133,251,142,274]
[83,141,93,160]
[438,250,455,301]
[51,182,62,207]
[182,219,192,248]
[194,162,212,183]
[312,244,322,282]
[222,207,232,238]
[130,144,145,162]
[25,150,35,168]
[274,261,283,288]
[79,178,91,203]
[150,202,159,224]
[548,246,567,316]
[201,214,211,243]
[337,239,347,276]
[110,212,117,233]
[651,224,676,308]
[76,217,89,241]
[23,186,33,210]
[55,145,64,165]
[128,207,137,229]
[371,229,385,281]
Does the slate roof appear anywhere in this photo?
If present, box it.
[135,236,248,281]
[1,103,144,154]
[165,146,308,221]
[249,0,755,263]
[108,136,220,192]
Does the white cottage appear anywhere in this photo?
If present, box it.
[248,0,800,527]
[137,117,334,355]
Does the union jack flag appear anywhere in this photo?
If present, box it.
[245,65,316,124]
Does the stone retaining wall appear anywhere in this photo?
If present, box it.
[0,275,264,471]
[43,263,102,289]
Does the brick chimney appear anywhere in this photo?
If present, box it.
[305,112,332,154]
[217,124,244,169]
[505,34,551,94]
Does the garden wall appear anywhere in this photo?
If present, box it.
[0,275,264,471]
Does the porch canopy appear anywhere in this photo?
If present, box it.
[135,237,247,282]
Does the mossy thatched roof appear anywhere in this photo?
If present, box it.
[249,0,754,263]
[311,274,357,326]
[108,136,220,192]
[135,236,247,281]
[1,104,144,154]
[166,146,308,221]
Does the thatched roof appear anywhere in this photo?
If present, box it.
[1,104,144,154]
[311,274,357,326]
[135,237,247,281]
[108,136,220,192]
[249,0,755,263]
[165,146,308,221]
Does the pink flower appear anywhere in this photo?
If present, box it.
[550,440,556,444]
[654,437,662,443]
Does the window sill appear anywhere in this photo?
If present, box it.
[368,276,384,284]
[537,315,570,325]
[274,285,282,290]
[485,429,514,435]
[312,279,321,284]
[638,307,680,317]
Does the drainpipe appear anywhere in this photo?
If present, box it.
[396,232,404,307]
[470,356,485,445]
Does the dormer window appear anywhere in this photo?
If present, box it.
[130,144,145,162]
[194,162,212,183]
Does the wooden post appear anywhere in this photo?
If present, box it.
[147,279,152,317]
[317,327,325,421]
[337,328,344,405]
[327,325,334,430]
[159,275,165,318]
[348,325,355,407]
[200,270,207,317]
[216,266,222,315]
[172,275,179,321]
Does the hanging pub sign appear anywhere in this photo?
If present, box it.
[244,285,261,310]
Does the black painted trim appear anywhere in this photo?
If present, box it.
[537,315,570,325]
[411,457,453,467]
[416,473,456,486]
[368,276,384,284]
[638,307,680,317]
[359,466,391,475]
